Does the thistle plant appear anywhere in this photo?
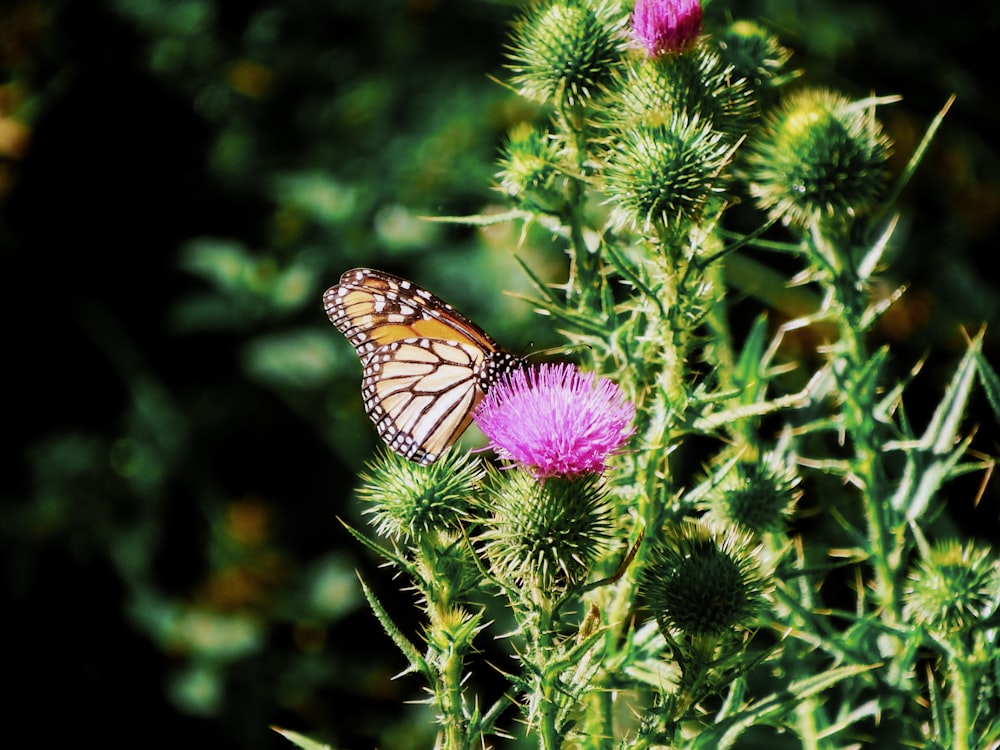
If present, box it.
[300,1,1000,749]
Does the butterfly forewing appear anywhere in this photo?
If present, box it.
[324,268,501,353]
[324,268,522,464]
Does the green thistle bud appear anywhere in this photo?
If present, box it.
[715,20,794,94]
[477,469,613,592]
[744,88,892,228]
[611,42,757,141]
[496,123,568,214]
[702,454,800,535]
[903,540,1000,634]
[642,520,769,638]
[357,449,484,542]
[603,112,732,236]
[507,0,625,108]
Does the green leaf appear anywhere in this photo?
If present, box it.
[356,573,429,678]
[856,213,898,283]
[337,517,412,573]
[925,333,981,456]
[974,349,1000,426]
[925,657,950,748]
[788,662,880,698]
[889,331,982,519]
[817,699,881,740]
[731,314,771,405]
[271,726,336,750]
[867,95,954,239]
[694,663,879,749]
[603,241,664,317]
[420,208,534,226]
[513,253,564,306]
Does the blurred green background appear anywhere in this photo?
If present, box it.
[2,1,998,748]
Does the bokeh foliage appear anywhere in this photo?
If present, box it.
[2,1,998,749]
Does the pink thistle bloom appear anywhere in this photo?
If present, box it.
[474,363,635,479]
[633,0,702,57]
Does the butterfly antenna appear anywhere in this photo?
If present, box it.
[521,341,593,360]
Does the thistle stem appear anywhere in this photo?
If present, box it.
[535,599,561,750]
[815,226,900,622]
[947,646,972,750]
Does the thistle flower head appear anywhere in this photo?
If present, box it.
[632,0,702,58]
[744,88,892,228]
[357,449,484,542]
[642,520,770,638]
[477,470,613,591]
[903,540,1000,634]
[507,0,625,108]
[473,363,635,479]
[603,112,732,237]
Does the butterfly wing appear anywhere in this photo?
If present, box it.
[324,267,502,356]
[324,268,521,463]
[363,338,487,464]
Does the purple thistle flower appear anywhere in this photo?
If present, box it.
[473,363,635,479]
[633,0,702,58]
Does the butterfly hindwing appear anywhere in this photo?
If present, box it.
[324,268,522,464]
[362,338,484,464]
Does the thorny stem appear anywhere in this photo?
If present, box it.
[429,597,470,750]
[559,100,599,312]
[533,595,561,750]
[812,225,900,622]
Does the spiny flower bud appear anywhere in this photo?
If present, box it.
[496,123,569,215]
[357,449,484,542]
[702,454,801,535]
[477,470,614,592]
[744,88,892,228]
[642,520,769,638]
[603,112,732,237]
[610,43,756,141]
[506,0,625,108]
[903,540,1000,634]
[715,20,794,95]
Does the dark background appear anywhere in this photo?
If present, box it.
[2,1,998,748]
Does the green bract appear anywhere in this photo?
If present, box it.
[496,124,569,214]
[702,454,801,535]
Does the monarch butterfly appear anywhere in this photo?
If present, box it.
[324,268,523,464]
